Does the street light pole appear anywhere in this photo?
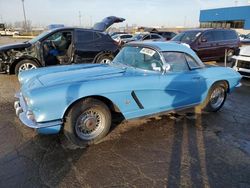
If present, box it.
[21,0,28,32]
[79,11,82,27]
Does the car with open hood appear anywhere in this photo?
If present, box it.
[14,41,242,148]
[0,16,125,74]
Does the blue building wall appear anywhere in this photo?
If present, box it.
[200,6,250,29]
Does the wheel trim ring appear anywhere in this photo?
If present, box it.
[100,58,111,64]
[75,108,105,140]
[19,63,37,72]
[210,87,225,109]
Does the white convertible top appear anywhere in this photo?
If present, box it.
[232,46,250,62]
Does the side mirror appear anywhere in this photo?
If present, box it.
[162,63,171,74]
[201,37,207,43]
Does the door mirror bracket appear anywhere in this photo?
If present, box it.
[162,63,171,74]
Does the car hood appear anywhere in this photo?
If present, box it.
[93,16,125,32]
[26,64,126,89]
[0,42,31,51]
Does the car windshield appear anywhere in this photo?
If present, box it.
[112,46,163,72]
[171,31,201,43]
[28,30,52,44]
[245,33,250,39]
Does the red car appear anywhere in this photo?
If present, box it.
[171,28,240,62]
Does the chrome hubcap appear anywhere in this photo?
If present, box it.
[100,58,111,64]
[19,63,37,72]
[75,109,105,140]
[227,50,234,60]
[210,87,225,109]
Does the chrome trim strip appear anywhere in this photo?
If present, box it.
[236,83,242,88]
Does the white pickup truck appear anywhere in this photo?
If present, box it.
[0,29,20,36]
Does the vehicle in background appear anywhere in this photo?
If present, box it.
[14,41,242,148]
[151,31,177,40]
[109,31,128,37]
[112,34,133,44]
[232,46,250,78]
[126,33,165,43]
[239,33,250,46]
[0,28,20,36]
[171,28,240,62]
[0,16,125,74]
[47,24,65,30]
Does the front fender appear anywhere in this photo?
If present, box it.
[25,81,140,123]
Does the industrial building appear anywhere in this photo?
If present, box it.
[200,6,250,30]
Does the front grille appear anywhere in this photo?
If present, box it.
[237,60,250,69]
[238,71,250,77]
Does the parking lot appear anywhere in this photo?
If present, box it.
[0,37,250,188]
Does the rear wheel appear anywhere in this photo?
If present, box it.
[15,60,38,75]
[226,49,234,62]
[63,98,111,148]
[95,54,114,64]
[201,82,227,112]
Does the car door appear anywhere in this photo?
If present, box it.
[132,50,206,114]
[211,30,226,58]
[196,30,218,61]
[74,29,96,63]
[158,52,207,110]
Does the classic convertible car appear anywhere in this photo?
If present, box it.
[14,41,242,147]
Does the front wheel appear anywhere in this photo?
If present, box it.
[226,49,234,62]
[15,60,38,75]
[63,98,111,148]
[201,82,227,112]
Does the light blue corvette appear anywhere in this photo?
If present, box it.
[15,41,242,147]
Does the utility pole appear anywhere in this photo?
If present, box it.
[21,0,28,32]
[79,11,82,27]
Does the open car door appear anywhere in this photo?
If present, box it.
[93,16,125,32]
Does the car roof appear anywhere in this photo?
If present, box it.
[48,27,105,33]
[182,28,235,33]
[127,41,192,52]
[125,41,203,64]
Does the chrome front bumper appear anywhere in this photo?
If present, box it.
[236,82,242,88]
[14,92,62,129]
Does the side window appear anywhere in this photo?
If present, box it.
[46,32,63,41]
[213,31,224,41]
[143,35,150,40]
[202,31,214,42]
[43,31,72,51]
[185,54,201,69]
[163,52,189,72]
[151,34,161,39]
[76,30,94,42]
[224,30,237,40]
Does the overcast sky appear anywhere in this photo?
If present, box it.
[0,0,249,28]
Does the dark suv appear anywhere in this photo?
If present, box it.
[0,16,125,74]
[171,28,240,62]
